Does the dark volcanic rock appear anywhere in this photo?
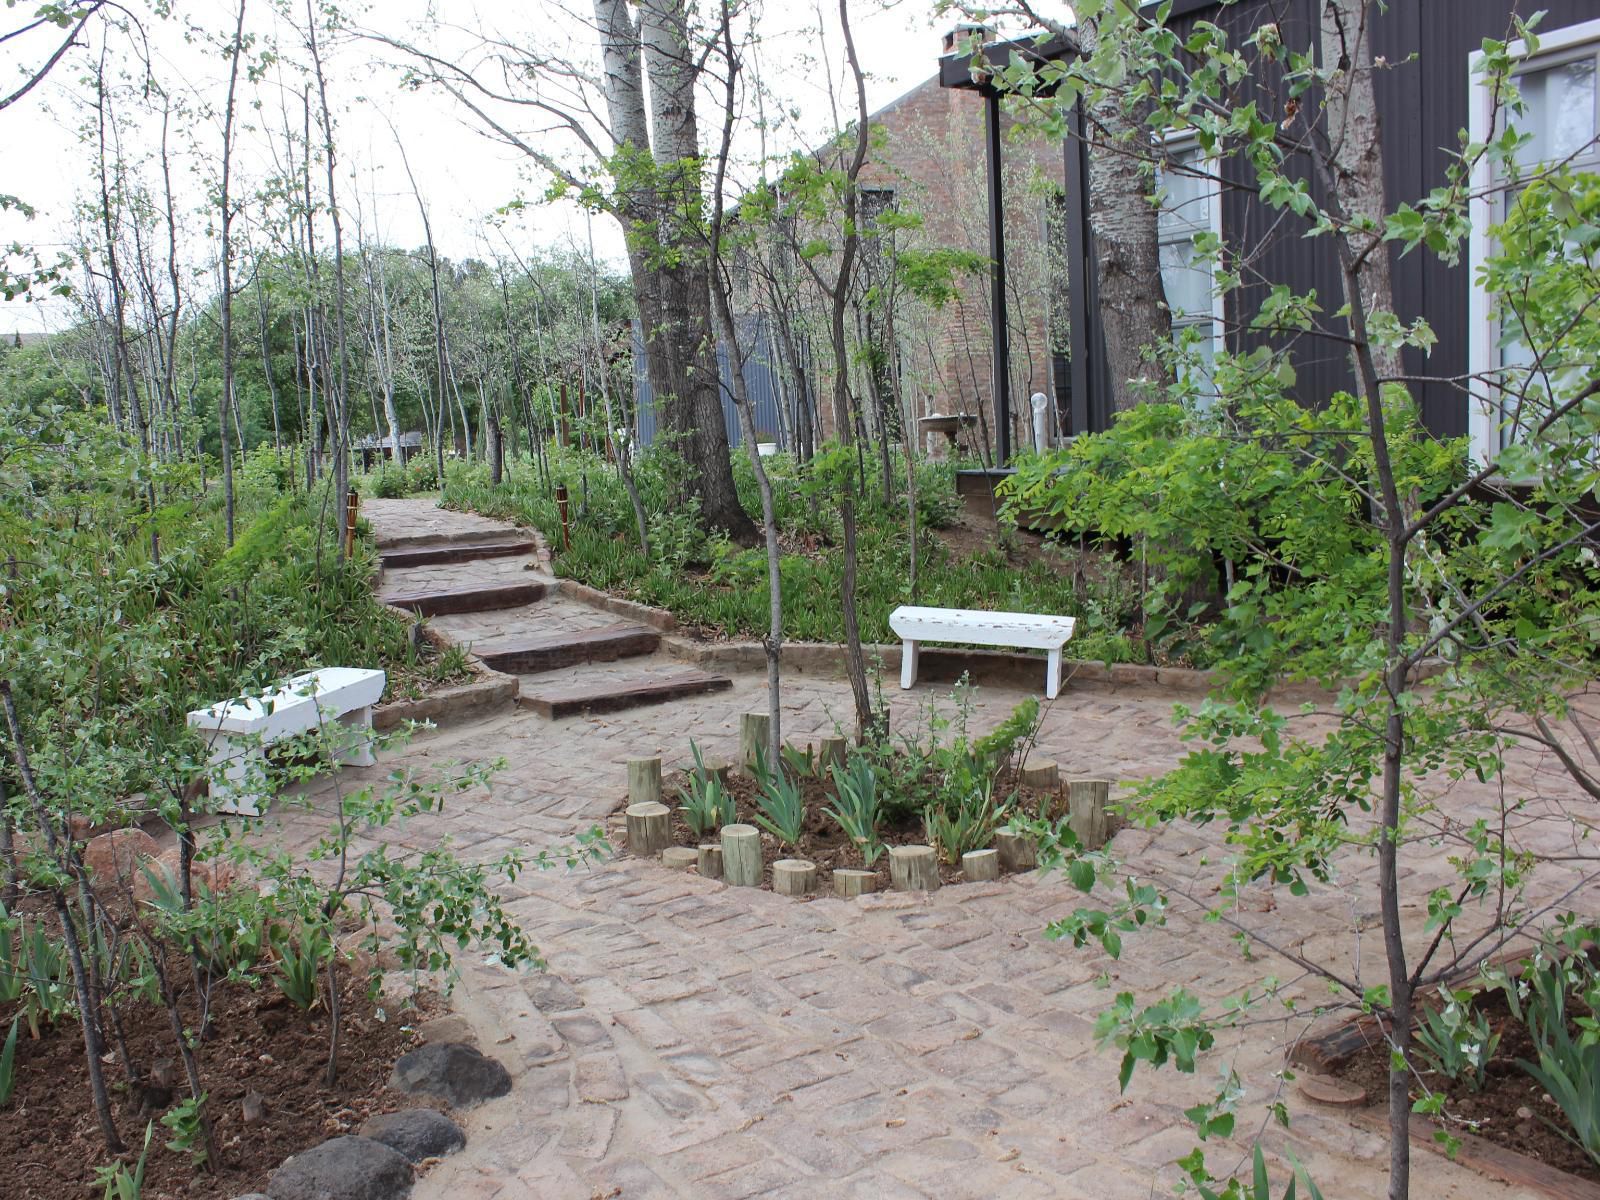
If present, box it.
[388,1042,511,1109]
[266,1136,412,1200]
[359,1109,466,1162]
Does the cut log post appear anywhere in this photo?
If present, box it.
[962,848,1000,881]
[1019,760,1059,792]
[662,847,698,870]
[772,859,817,897]
[888,845,940,893]
[819,736,848,770]
[697,844,723,880]
[628,757,662,805]
[721,823,762,887]
[832,868,876,898]
[625,802,672,857]
[740,712,771,770]
[994,830,1037,873]
[1068,779,1112,850]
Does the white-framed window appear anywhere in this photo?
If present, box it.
[1156,135,1225,402]
[1467,16,1600,462]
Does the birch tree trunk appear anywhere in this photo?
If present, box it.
[1078,16,1172,411]
[1319,0,1400,381]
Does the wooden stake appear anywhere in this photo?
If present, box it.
[888,845,940,892]
[740,712,771,769]
[662,847,698,870]
[994,830,1037,873]
[625,802,671,857]
[1019,760,1059,792]
[962,848,1000,881]
[1068,779,1111,850]
[772,859,817,897]
[721,823,762,887]
[627,758,662,806]
[832,868,875,898]
[697,843,723,879]
[819,736,848,770]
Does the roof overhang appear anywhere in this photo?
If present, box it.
[938,30,1075,96]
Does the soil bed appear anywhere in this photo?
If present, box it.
[0,964,440,1200]
[632,765,1100,894]
[1328,987,1599,1184]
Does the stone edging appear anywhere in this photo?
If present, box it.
[660,636,1233,696]
[553,579,678,633]
[373,614,518,732]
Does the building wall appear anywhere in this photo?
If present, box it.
[854,74,1067,454]
[1160,0,1600,438]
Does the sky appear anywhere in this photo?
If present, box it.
[0,0,987,335]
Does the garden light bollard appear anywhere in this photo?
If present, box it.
[555,483,571,552]
[344,487,359,559]
[1030,391,1049,452]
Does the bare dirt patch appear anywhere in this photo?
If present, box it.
[1,966,440,1200]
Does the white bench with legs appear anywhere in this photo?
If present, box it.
[187,667,387,816]
[889,605,1077,700]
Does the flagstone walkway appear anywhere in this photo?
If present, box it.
[255,498,1590,1199]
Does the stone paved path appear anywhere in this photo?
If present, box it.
[260,499,1595,1198]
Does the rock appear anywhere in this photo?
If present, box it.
[266,1136,412,1200]
[232,1194,273,1200]
[388,1043,510,1109]
[1296,1072,1366,1107]
[358,1109,465,1163]
[415,1015,477,1047]
[81,829,160,890]
[132,847,239,905]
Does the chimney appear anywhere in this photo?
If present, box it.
[941,23,993,56]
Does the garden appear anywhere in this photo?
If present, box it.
[2,0,1600,1196]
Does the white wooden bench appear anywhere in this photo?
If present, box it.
[187,667,387,816]
[888,606,1077,699]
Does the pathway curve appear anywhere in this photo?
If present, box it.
[257,498,1588,1199]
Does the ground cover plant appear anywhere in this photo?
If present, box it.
[441,446,1169,664]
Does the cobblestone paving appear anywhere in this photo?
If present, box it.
[259,499,1592,1198]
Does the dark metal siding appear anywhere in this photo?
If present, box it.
[631,317,800,450]
[1073,0,1600,437]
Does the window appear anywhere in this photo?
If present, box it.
[1156,137,1224,401]
[1468,18,1600,461]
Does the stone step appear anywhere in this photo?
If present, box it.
[518,670,732,719]
[475,624,660,674]
[383,581,548,618]
[380,540,537,569]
